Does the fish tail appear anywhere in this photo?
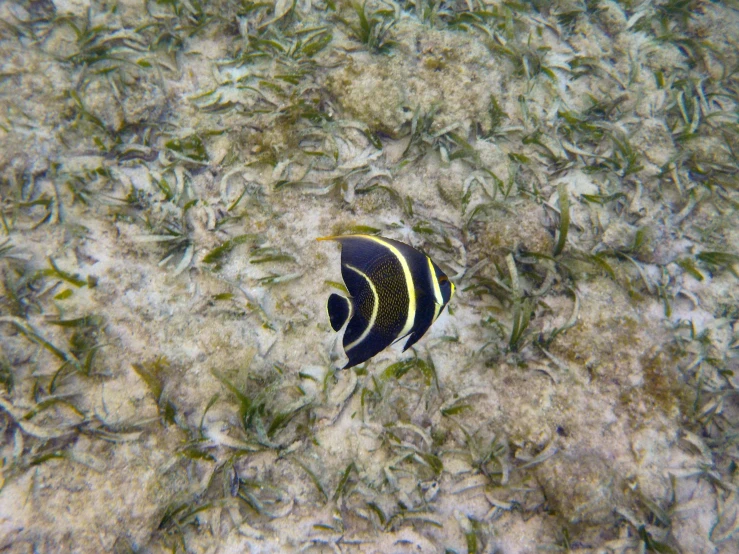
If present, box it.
[327,293,352,332]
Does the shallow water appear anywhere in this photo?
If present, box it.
[1,0,738,552]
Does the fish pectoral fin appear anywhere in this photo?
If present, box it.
[327,293,352,331]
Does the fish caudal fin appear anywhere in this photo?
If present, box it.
[327,293,351,331]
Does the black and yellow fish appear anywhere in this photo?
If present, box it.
[318,234,455,369]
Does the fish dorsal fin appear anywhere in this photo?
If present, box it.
[327,293,352,332]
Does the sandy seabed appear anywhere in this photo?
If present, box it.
[1,0,739,552]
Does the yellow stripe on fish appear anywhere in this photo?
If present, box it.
[343,263,379,352]
[362,235,416,341]
[427,255,443,306]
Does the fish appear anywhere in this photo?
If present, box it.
[318,234,455,369]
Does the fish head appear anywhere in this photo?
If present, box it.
[437,272,454,306]
[427,256,454,307]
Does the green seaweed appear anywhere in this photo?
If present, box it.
[340,1,397,53]
[54,289,74,300]
[333,461,356,501]
[638,525,678,554]
[487,94,507,135]
[202,234,257,265]
[165,134,209,163]
[1,317,76,366]
[508,298,533,352]
[552,183,569,257]
[441,403,472,417]
[249,249,296,264]
[677,258,705,281]
[697,252,739,277]
[267,401,309,438]
[132,357,177,426]
[366,501,387,525]
[381,358,428,385]
[0,356,12,393]
[198,394,219,439]
[44,258,86,288]
[294,458,329,502]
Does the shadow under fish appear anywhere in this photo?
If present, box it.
[318,235,455,369]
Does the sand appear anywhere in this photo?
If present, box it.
[1,0,738,552]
